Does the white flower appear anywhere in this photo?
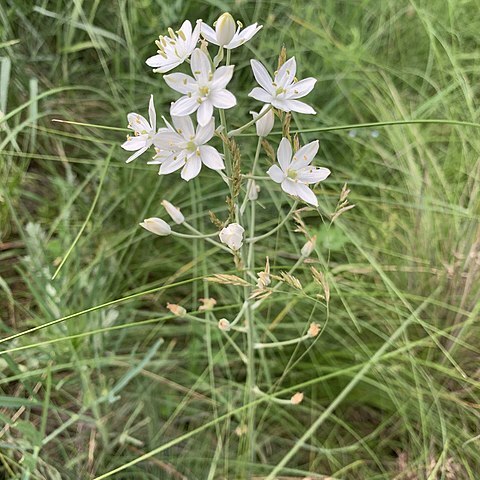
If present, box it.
[201,13,262,49]
[150,116,224,181]
[219,223,244,250]
[161,200,185,224]
[301,236,316,257]
[164,48,236,126]
[249,57,316,114]
[250,104,275,137]
[146,20,201,73]
[247,179,259,200]
[139,217,172,236]
[267,138,330,207]
[121,95,161,163]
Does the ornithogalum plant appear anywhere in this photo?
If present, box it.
[120,11,337,468]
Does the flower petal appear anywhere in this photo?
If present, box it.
[248,87,272,103]
[125,145,148,163]
[159,152,187,174]
[226,24,262,49]
[281,179,318,206]
[199,145,225,170]
[148,95,156,129]
[172,115,195,138]
[190,20,202,49]
[276,57,296,88]
[267,164,285,183]
[286,77,317,99]
[210,89,236,109]
[251,59,273,93]
[121,134,148,151]
[200,23,219,45]
[163,73,196,94]
[170,96,199,117]
[181,155,202,181]
[277,137,292,171]
[283,99,316,114]
[292,140,319,168]
[297,166,331,184]
[179,20,192,40]
[195,118,215,144]
[190,48,211,83]
[127,113,150,133]
[197,101,214,126]
[211,65,234,90]
[294,183,318,206]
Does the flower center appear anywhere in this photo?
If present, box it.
[199,86,210,97]
[287,169,298,180]
[186,141,197,152]
[275,86,286,95]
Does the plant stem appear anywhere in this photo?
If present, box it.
[227,105,273,137]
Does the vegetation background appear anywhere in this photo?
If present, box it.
[1,0,479,478]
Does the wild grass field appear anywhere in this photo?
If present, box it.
[1,0,480,478]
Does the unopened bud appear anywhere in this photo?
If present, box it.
[308,322,320,337]
[216,13,236,46]
[199,298,217,311]
[219,223,244,250]
[250,105,274,137]
[218,318,231,331]
[166,303,186,316]
[301,236,316,257]
[247,179,259,200]
[161,200,185,224]
[290,392,304,405]
[140,217,171,236]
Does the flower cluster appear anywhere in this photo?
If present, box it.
[121,11,331,239]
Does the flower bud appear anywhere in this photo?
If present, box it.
[247,179,259,201]
[290,392,304,405]
[219,223,244,250]
[301,235,316,257]
[162,200,185,224]
[140,217,171,236]
[199,297,217,311]
[308,322,320,337]
[250,105,274,137]
[218,318,231,331]
[166,303,187,316]
[215,13,236,46]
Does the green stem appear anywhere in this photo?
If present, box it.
[247,201,298,244]
[239,118,480,136]
[227,105,273,137]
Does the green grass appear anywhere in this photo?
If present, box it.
[1,0,480,478]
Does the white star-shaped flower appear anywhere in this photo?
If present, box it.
[249,57,317,114]
[164,48,236,126]
[267,138,330,206]
[149,115,224,181]
[201,13,262,49]
[121,95,161,163]
[146,20,201,73]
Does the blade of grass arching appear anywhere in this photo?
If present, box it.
[29,366,52,479]
[51,147,112,280]
[0,275,205,346]
[28,78,38,151]
[107,338,164,403]
[264,295,433,480]
[0,56,10,112]
[51,118,129,132]
[238,119,480,137]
